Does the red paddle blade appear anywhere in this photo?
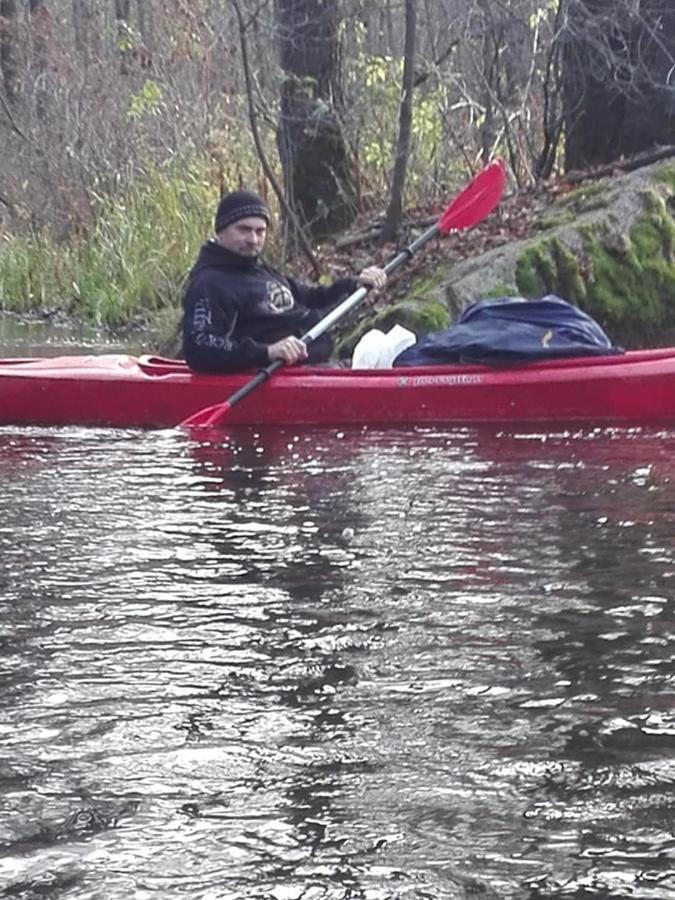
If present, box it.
[181,401,232,429]
[437,159,505,234]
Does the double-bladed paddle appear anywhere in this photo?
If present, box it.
[180,159,506,429]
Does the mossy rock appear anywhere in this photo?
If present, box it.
[556,180,612,214]
[513,189,675,345]
[532,213,575,232]
[477,283,519,299]
[439,159,675,347]
[373,298,450,333]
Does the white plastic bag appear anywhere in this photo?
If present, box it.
[351,324,416,369]
[379,324,416,367]
[351,329,388,369]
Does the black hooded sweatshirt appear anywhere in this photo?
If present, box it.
[182,241,357,373]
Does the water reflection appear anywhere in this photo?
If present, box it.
[494,430,675,899]
[0,312,145,358]
[0,424,673,898]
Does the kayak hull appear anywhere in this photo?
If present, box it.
[1,351,675,429]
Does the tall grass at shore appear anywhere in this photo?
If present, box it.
[0,162,218,330]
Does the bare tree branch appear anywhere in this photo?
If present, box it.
[563,144,675,183]
[381,0,416,242]
[0,86,28,141]
[413,38,458,88]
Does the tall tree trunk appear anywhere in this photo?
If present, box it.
[115,0,132,74]
[230,0,320,275]
[381,0,416,243]
[72,0,91,64]
[275,0,356,239]
[536,0,566,179]
[135,0,152,69]
[29,0,48,118]
[563,0,675,170]
[0,0,18,106]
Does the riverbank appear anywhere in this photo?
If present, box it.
[5,157,675,357]
[0,161,217,335]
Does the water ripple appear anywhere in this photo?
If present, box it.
[1,424,674,897]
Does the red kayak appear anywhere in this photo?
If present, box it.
[1,350,675,429]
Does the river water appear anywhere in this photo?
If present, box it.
[0,313,147,358]
[1,326,674,899]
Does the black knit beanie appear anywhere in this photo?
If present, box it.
[214,189,270,233]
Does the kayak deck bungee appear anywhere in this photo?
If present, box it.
[1,349,675,429]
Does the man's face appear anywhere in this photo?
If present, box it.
[216,216,268,258]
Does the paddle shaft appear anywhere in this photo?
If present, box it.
[219,221,442,412]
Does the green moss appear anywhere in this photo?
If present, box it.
[515,238,587,305]
[653,163,675,193]
[340,269,449,348]
[578,191,675,344]
[633,191,675,260]
[551,240,587,303]
[335,297,450,357]
[480,283,518,299]
[515,245,547,297]
[554,179,611,216]
[564,181,606,201]
[515,239,583,300]
[505,183,675,344]
[378,298,450,332]
[532,213,574,232]
[405,270,445,299]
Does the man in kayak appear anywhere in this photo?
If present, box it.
[182,189,387,373]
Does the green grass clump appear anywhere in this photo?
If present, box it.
[0,160,218,329]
